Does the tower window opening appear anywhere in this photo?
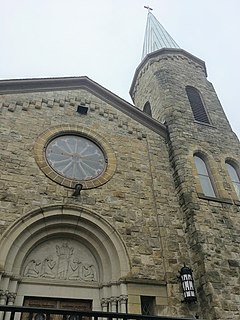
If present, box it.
[194,154,216,197]
[141,296,155,316]
[143,101,152,117]
[225,161,240,199]
[186,86,210,124]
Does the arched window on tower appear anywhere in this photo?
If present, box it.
[186,86,210,124]
[143,102,152,117]
[194,154,216,197]
[225,161,240,199]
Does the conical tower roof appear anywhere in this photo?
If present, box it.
[142,11,180,60]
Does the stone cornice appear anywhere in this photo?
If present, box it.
[130,48,207,99]
[0,76,167,138]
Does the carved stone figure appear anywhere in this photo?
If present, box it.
[69,258,82,280]
[41,255,56,278]
[24,259,41,277]
[56,242,74,279]
[22,240,98,282]
[81,263,96,281]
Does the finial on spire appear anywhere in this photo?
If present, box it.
[144,5,153,12]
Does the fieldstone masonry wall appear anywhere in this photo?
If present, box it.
[132,52,240,320]
[0,88,193,317]
[0,51,239,319]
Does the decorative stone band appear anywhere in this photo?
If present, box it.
[119,295,128,302]
[0,97,148,141]
[34,124,117,189]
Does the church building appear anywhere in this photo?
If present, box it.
[0,11,239,320]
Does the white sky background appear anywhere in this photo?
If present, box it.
[1,0,239,138]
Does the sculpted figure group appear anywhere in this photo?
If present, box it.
[24,242,97,282]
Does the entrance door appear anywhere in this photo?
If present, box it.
[23,297,92,320]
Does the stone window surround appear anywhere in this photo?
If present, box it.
[185,85,211,125]
[193,152,216,198]
[198,194,240,206]
[224,158,240,202]
[34,124,117,189]
[143,101,152,117]
[191,150,240,206]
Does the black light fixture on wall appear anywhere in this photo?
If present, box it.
[179,265,197,303]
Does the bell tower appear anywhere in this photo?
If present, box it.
[130,11,240,320]
[131,12,235,133]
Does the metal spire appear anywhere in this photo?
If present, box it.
[142,9,180,60]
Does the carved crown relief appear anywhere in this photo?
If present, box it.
[22,240,98,282]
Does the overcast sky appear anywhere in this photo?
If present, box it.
[1,0,239,138]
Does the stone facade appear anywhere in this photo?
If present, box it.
[0,49,239,320]
[131,49,240,319]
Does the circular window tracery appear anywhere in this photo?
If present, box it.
[45,135,107,181]
[34,125,116,189]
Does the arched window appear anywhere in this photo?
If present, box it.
[186,86,210,124]
[143,102,152,116]
[194,155,216,197]
[225,161,240,199]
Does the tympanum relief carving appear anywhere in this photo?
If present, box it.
[22,240,98,282]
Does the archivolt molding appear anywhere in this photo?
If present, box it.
[0,205,130,284]
[223,155,240,169]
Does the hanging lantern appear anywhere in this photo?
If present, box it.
[179,265,197,303]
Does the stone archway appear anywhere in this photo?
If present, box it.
[0,205,130,311]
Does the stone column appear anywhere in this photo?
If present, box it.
[0,291,7,305]
[120,283,127,296]
[110,297,118,313]
[101,298,109,320]
[101,298,108,312]
[4,293,17,320]
[0,291,8,320]
[119,295,128,313]
[7,292,16,306]
[0,273,19,320]
[7,276,20,299]
[0,273,11,292]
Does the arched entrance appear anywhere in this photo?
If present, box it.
[0,205,130,312]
